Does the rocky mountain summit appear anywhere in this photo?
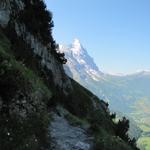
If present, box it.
[60,39,103,82]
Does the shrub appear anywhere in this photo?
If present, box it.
[19,0,53,44]
[116,117,129,141]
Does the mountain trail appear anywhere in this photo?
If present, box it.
[50,113,93,150]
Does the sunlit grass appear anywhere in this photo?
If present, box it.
[138,137,150,150]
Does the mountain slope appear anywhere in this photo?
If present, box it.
[60,39,150,149]
[0,28,52,149]
[60,39,150,116]
[0,1,139,150]
[0,29,137,150]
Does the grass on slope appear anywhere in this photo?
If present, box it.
[64,79,136,150]
[0,28,137,150]
[130,97,150,150]
[0,28,51,100]
[136,123,150,150]
[0,28,52,150]
[138,137,150,150]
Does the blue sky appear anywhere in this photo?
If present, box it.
[45,0,150,74]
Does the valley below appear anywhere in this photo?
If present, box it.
[60,39,150,150]
[132,109,150,150]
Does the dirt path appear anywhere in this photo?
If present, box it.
[50,113,93,150]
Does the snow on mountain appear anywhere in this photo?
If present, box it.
[71,38,84,55]
[107,70,150,78]
[60,38,150,80]
[59,38,150,113]
[59,38,103,81]
[60,39,150,147]
[132,70,150,76]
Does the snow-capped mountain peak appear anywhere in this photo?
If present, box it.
[59,38,103,81]
[72,38,81,49]
[71,38,85,55]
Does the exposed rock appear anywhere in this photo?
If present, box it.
[14,22,72,93]
[0,0,24,27]
[0,0,11,27]
[0,0,72,93]
[50,113,93,150]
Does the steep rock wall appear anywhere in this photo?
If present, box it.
[0,0,72,93]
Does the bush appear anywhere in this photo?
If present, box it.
[0,34,52,149]
[110,113,116,120]
[19,0,54,45]
[116,117,129,141]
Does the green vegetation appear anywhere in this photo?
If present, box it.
[64,112,90,129]
[137,123,150,150]
[0,0,141,149]
[19,0,54,45]
[116,117,130,141]
[94,130,133,150]
[130,97,150,150]
[17,0,67,64]
[0,29,51,99]
[0,29,52,150]
[138,137,150,150]
[61,79,139,150]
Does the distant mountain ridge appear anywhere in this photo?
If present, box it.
[60,39,150,149]
[60,38,150,81]
[60,38,150,112]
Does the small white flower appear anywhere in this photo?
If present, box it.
[7,132,10,136]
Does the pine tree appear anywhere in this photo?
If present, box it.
[116,117,129,141]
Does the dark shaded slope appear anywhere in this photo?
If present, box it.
[0,0,140,149]
[0,28,52,150]
[0,26,138,150]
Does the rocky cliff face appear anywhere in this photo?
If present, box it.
[0,0,72,93]
[0,0,11,27]
[0,28,52,149]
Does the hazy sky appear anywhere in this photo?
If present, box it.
[45,0,150,74]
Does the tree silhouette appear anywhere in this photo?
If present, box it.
[19,0,54,45]
[116,117,129,141]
